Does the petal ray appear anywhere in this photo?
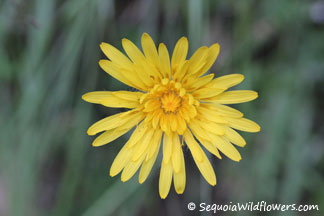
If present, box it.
[159,161,173,199]
[171,37,188,71]
[184,131,216,186]
[206,74,244,89]
[208,90,258,104]
[226,117,261,132]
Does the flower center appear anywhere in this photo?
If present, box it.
[140,79,199,134]
[160,91,182,113]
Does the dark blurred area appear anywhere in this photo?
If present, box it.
[0,0,323,215]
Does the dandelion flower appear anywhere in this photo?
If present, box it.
[82,33,260,199]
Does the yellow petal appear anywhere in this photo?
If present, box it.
[208,134,242,162]
[87,111,130,135]
[204,103,243,118]
[189,123,222,159]
[143,109,156,120]
[226,117,261,132]
[183,131,203,162]
[152,109,162,129]
[100,42,132,68]
[171,134,182,173]
[92,128,130,147]
[82,91,112,104]
[173,152,186,194]
[99,60,138,89]
[199,139,222,159]
[196,43,220,77]
[139,60,162,81]
[143,99,160,112]
[171,37,188,70]
[169,114,178,132]
[129,64,154,88]
[159,161,173,199]
[186,46,209,76]
[131,128,154,161]
[195,154,217,186]
[141,33,160,67]
[198,107,227,124]
[110,145,133,177]
[223,126,246,147]
[193,87,225,99]
[122,38,145,64]
[162,132,173,164]
[185,130,216,186]
[116,112,145,131]
[192,117,224,136]
[146,129,163,160]
[112,91,143,101]
[178,107,190,122]
[184,74,214,91]
[176,114,187,135]
[101,95,139,108]
[173,60,189,82]
[182,103,197,119]
[188,120,211,141]
[158,43,171,78]
[121,153,145,182]
[160,114,171,134]
[126,123,148,148]
[139,142,160,184]
[92,112,144,146]
[208,90,258,104]
[207,74,244,89]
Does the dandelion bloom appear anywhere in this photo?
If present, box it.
[82,33,260,199]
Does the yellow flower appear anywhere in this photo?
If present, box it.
[82,33,260,199]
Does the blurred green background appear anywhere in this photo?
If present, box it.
[0,0,324,215]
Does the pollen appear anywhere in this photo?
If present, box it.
[140,80,198,134]
[160,91,182,113]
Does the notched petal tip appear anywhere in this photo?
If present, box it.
[158,42,167,49]
[110,164,122,177]
[160,194,167,199]
[142,32,150,38]
[178,36,188,41]
[122,38,131,44]
[240,140,247,147]
[233,155,242,162]
[175,190,184,195]
[109,170,116,177]
[199,46,209,51]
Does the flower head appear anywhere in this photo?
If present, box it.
[82,33,260,199]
